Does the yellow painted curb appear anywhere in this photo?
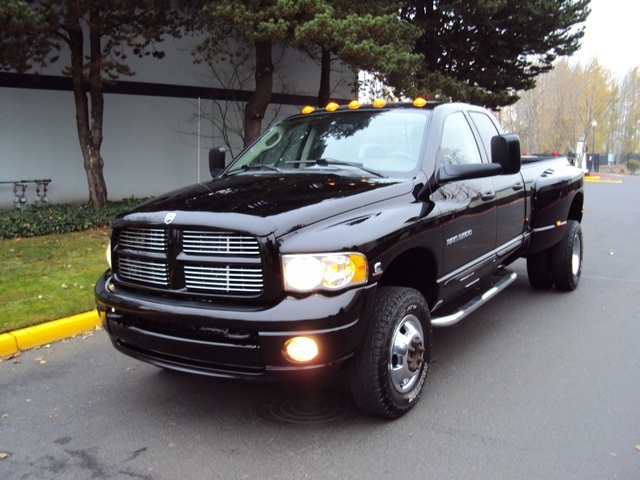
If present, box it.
[585,177,623,184]
[0,310,100,357]
[0,333,19,357]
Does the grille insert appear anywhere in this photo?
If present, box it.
[119,257,169,286]
[184,265,263,293]
[183,231,259,256]
[119,228,167,252]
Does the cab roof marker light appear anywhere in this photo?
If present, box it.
[348,100,361,110]
[413,97,427,107]
[372,99,386,108]
[301,106,315,114]
[325,102,339,112]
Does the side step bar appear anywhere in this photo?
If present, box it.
[431,269,517,327]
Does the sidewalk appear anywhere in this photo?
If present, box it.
[0,310,100,357]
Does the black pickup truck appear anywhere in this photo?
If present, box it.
[95,100,584,418]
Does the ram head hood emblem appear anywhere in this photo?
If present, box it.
[164,212,177,225]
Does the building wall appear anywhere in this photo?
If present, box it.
[0,37,355,209]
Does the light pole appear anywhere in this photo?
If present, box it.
[591,119,598,173]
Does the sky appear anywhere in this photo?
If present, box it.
[570,0,640,77]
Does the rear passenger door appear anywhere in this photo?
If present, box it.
[436,111,497,292]
[468,111,526,256]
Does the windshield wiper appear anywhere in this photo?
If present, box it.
[240,163,282,173]
[285,159,384,178]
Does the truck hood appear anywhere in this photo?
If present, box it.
[113,173,414,237]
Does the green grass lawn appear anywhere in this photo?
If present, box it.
[0,228,110,334]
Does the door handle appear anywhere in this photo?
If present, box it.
[481,191,496,201]
[512,182,524,191]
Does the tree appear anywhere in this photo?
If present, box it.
[504,58,616,167]
[610,68,640,162]
[293,1,422,105]
[1,1,178,206]
[199,1,304,147]
[199,0,422,146]
[190,36,294,158]
[403,0,591,108]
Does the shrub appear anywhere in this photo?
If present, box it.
[627,159,640,175]
[0,197,149,239]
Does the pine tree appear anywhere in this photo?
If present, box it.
[404,0,591,108]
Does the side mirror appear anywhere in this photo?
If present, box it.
[209,146,226,178]
[491,134,521,175]
[418,162,503,201]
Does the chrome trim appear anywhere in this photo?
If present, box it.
[431,270,517,327]
[184,265,264,293]
[183,231,259,256]
[118,257,169,286]
[119,228,167,252]
[533,221,566,233]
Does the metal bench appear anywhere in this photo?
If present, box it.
[0,179,51,209]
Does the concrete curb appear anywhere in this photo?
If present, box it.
[0,310,100,357]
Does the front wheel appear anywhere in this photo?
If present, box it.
[349,287,432,419]
[551,220,583,291]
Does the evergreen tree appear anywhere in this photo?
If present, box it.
[200,0,422,145]
[404,0,591,108]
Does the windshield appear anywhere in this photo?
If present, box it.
[226,109,429,177]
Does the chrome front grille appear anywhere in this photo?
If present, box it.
[184,265,264,293]
[119,228,167,252]
[118,257,169,286]
[114,227,264,296]
[183,231,259,256]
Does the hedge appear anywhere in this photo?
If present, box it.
[0,197,148,239]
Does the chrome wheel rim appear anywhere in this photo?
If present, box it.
[572,233,582,276]
[389,314,425,393]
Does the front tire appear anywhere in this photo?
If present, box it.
[349,287,432,419]
[551,220,583,291]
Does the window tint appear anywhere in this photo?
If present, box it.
[469,111,502,159]
[441,112,482,165]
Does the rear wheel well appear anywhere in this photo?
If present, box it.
[377,249,438,309]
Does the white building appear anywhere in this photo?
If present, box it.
[0,37,355,209]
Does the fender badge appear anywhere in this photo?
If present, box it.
[164,212,176,225]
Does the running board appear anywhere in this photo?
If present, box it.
[431,270,517,327]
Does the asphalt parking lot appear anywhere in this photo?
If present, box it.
[1,175,639,479]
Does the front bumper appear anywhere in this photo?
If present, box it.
[95,272,376,379]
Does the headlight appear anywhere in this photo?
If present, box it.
[282,252,368,292]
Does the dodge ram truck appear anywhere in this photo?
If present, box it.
[95,100,584,419]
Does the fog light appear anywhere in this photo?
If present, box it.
[283,337,318,363]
